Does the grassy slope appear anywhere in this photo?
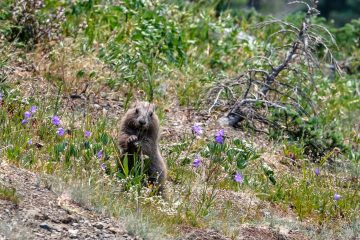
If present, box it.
[0,1,359,239]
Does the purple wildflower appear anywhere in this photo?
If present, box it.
[315,168,320,176]
[218,129,225,136]
[56,127,65,136]
[334,193,341,201]
[84,130,91,138]
[24,111,31,119]
[192,123,203,136]
[52,116,61,126]
[101,163,106,170]
[215,129,225,144]
[97,150,103,159]
[21,119,28,125]
[27,139,32,145]
[234,172,244,183]
[30,106,37,113]
[193,156,201,167]
[215,135,224,144]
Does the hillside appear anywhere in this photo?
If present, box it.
[0,161,137,239]
[0,0,359,239]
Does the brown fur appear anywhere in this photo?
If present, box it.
[118,101,167,192]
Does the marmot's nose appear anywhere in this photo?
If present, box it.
[139,120,146,125]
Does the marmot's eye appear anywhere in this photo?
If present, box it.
[135,108,139,114]
[149,112,153,117]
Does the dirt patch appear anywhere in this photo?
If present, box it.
[179,224,307,240]
[0,161,139,240]
[237,226,307,240]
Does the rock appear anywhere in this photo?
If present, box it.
[26,209,48,221]
[108,227,120,234]
[93,222,104,229]
[34,232,45,238]
[39,222,52,231]
[184,229,230,240]
[39,222,60,232]
[60,215,77,224]
[69,228,79,239]
[68,228,78,234]
[103,233,112,238]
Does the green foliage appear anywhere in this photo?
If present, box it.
[253,164,359,222]
[0,0,65,45]
[334,19,360,51]
[0,183,19,205]
[269,108,348,159]
[115,153,150,193]
[62,0,187,101]
[261,163,276,185]
[168,128,260,224]
[202,138,259,174]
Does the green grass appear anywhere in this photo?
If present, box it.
[0,183,19,205]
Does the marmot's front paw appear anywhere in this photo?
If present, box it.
[128,135,138,143]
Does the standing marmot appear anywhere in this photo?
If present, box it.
[118,101,167,192]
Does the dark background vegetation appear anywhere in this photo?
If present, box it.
[215,0,360,26]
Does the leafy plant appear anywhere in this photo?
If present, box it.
[0,183,20,204]
[3,0,65,44]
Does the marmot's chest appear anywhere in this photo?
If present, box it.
[136,130,150,140]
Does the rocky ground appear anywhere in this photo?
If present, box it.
[0,161,139,240]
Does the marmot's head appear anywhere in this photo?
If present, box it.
[127,101,156,130]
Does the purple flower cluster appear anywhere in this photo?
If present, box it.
[56,127,65,137]
[52,116,61,126]
[21,105,37,125]
[84,130,91,138]
[190,127,227,169]
[334,193,341,201]
[101,163,106,170]
[234,172,243,183]
[49,115,67,137]
[50,115,65,137]
[97,150,103,159]
[215,129,225,144]
[30,106,37,113]
[315,168,320,176]
[24,111,31,119]
[193,156,201,167]
[192,123,203,136]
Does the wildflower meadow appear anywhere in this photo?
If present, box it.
[0,0,359,239]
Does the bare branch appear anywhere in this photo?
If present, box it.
[255,20,300,33]
[309,24,338,47]
[267,29,299,42]
[208,88,224,115]
[208,0,340,143]
[288,1,312,11]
